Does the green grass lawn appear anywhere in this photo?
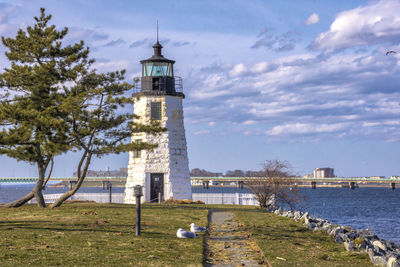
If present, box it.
[0,203,207,266]
[0,203,372,266]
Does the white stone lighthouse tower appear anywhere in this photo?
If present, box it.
[124,37,192,203]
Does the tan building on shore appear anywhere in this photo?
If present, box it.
[313,168,335,178]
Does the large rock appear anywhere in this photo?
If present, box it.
[335,234,344,244]
[274,209,280,215]
[329,226,344,237]
[309,222,317,230]
[300,211,309,220]
[358,229,373,238]
[387,257,400,267]
[293,211,302,221]
[338,232,350,243]
[346,231,359,240]
[368,255,387,266]
[373,240,388,251]
[344,241,355,251]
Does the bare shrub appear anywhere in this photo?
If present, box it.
[247,160,304,209]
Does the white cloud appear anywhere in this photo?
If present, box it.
[304,13,319,25]
[311,0,400,51]
[363,120,400,127]
[243,120,257,125]
[267,123,347,136]
[229,63,247,77]
[194,130,211,135]
[92,60,129,72]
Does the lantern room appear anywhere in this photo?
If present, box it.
[139,40,180,96]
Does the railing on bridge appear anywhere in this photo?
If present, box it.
[0,177,128,183]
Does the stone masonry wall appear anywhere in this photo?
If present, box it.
[124,95,192,203]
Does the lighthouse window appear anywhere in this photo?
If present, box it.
[142,62,173,77]
[151,102,162,120]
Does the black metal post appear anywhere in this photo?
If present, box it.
[109,183,112,203]
[136,196,141,236]
[133,185,143,236]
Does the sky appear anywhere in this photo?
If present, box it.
[1,0,400,177]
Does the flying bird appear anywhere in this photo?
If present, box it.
[190,223,207,233]
[386,50,397,55]
[177,228,197,238]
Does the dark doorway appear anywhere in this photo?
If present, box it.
[150,173,164,202]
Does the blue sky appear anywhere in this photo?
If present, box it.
[1,0,400,177]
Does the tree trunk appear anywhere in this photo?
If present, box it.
[32,146,47,207]
[5,156,53,208]
[51,152,92,208]
[5,192,35,208]
[6,178,46,208]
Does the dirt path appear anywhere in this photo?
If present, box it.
[204,210,269,266]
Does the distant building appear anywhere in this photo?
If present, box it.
[391,176,400,179]
[314,168,335,178]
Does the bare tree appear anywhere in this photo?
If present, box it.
[247,160,304,209]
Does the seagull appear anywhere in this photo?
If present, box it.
[190,223,207,233]
[386,50,397,55]
[176,228,197,238]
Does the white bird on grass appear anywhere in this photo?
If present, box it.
[176,228,197,238]
[190,223,207,233]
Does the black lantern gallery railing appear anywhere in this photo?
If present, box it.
[133,76,183,94]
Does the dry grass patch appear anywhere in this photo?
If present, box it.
[230,206,372,267]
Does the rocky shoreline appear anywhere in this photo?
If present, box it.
[267,206,400,266]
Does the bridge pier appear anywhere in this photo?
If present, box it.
[237,181,244,189]
[311,181,317,189]
[349,182,356,190]
[69,181,77,190]
[202,181,209,189]
[390,182,396,190]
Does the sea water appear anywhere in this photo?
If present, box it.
[193,186,400,244]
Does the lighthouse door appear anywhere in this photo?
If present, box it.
[150,173,164,202]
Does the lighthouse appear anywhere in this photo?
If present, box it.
[124,37,192,203]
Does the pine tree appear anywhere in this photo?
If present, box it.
[0,8,89,207]
[0,8,166,208]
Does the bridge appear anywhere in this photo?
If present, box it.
[190,177,400,190]
[0,177,126,183]
[1,176,399,190]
